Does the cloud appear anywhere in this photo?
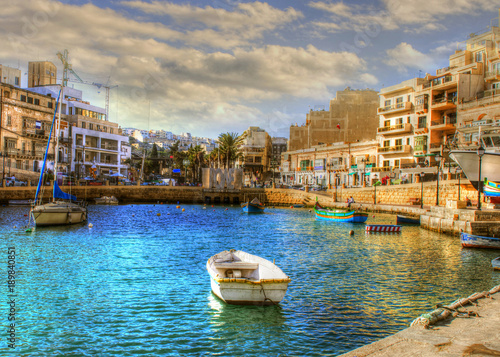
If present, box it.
[384,43,437,73]
[308,0,499,34]
[121,1,303,44]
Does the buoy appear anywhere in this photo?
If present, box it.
[176,205,180,209]
[13,225,16,229]
[148,210,152,213]
[203,207,206,210]
[132,214,135,217]
[89,223,93,228]
[349,230,354,235]
[213,209,215,212]
[157,213,161,216]
[24,214,28,217]
[182,208,185,212]
[212,205,214,208]
[290,206,293,208]
[372,215,375,218]
[167,213,170,215]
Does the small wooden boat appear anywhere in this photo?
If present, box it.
[396,215,420,225]
[460,232,500,249]
[314,202,368,223]
[492,257,500,270]
[366,224,402,233]
[94,196,119,205]
[241,197,265,213]
[206,250,291,305]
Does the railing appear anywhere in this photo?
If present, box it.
[101,146,118,151]
[378,102,412,114]
[22,128,48,137]
[431,116,457,126]
[484,88,500,97]
[377,123,412,134]
[4,148,46,157]
[431,97,457,106]
[429,143,442,149]
[377,145,411,154]
[413,145,427,152]
[432,75,454,87]
[371,166,392,172]
[485,69,500,78]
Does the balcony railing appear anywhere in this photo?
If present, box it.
[378,101,412,114]
[377,145,411,154]
[485,69,500,79]
[371,166,392,172]
[22,128,49,138]
[413,144,427,152]
[432,75,455,88]
[4,148,46,158]
[377,123,412,135]
[431,115,457,127]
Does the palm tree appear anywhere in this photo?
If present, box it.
[217,132,245,169]
[188,145,206,183]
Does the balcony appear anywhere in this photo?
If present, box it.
[414,126,428,135]
[413,144,427,154]
[377,145,411,155]
[431,97,457,110]
[371,166,392,173]
[5,148,45,159]
[485,69,500,81]
[378,101,412,114]
[377,123,412,135]
[431,75,457,91]
[22,128,49,140]
[431,115,457,131]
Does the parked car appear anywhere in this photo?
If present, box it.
[6,178,27,187]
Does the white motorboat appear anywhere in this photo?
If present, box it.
[449,120,500,190]
[95,196,119,205]
[206,250,291,305]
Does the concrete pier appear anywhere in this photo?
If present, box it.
[339,287,500,357]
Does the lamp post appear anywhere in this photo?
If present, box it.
[477,145,485,210]
[373,174,378,205]
[183,159,189,184]
[420,172,425,209]
[435,153,442,206]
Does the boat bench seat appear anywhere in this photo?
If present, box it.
[214,262,259,270]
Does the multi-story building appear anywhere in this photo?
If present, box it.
[0,65,21,87]
[281,140,379,188]
[30,85,130,178]
[237,126,272,186]
[28,61,57,87]
[288,88,379,151]
[0,83,57,180]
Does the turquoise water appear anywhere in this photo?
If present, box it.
[0,204,499,356]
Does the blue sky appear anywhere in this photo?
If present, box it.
[1,0,499,139]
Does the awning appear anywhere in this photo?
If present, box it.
[348,172,357,175]
[365,172,370,176]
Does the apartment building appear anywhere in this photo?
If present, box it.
[0,65,21,87]
[238,126,272,186]
[28,61,57,88]
[0,82,57,180]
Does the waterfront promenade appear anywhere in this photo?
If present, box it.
[340,286,500,357]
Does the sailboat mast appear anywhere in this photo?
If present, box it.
[53,83,63,201]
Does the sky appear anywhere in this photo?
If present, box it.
[1,0,500,139]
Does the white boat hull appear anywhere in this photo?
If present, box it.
[450,151,500,189]
[207,250,290,305]
[209,276,289,305]
[31,202,87,226]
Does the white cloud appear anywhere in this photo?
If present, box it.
[384,42,437,73]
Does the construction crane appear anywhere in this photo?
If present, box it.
[57,49,117,121]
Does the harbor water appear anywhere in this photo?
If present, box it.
[1,204,499,356]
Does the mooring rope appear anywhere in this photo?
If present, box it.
[411,284,500,328]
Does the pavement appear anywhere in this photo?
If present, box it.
[339,288,500,357]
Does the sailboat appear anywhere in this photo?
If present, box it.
[29,86,87,228]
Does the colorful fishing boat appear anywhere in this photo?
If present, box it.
[460,232,500,249]
[366,224,402,233]
[314,202,368,223]
[396,215,420,225]
[206,249,291,305]
[241,198,265,213]
[484,179,500,197]
[492,257,500,270]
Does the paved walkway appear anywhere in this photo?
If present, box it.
[339,289,500,357]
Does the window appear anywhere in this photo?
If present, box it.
[48,101,53,109]
[384,120,390,127]
[493,83,500,89]
[394,159,400,168]
[418,116,427,128]
[384,100,391,106]
[407,138,410,145]
[395,139,402,146]
[396,117,403,125]
[89,123,93,130]
[14,77,19,86]
[407,95,411,102]
[20,95,26,102]
[27,97,33,104]
[407,116,411,123]
[34,98,40,106]
[475,51,484,62]
[6,115,11,126]
[383,160,390,167]
[4,91,10,98]
[110,128,113,134]
[396,97,403,104]
[383,140,390,147]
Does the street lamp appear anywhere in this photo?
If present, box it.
[435,153,442,206]
[183,159,190,184]
[477,145,485,210]
[420,172,425,209]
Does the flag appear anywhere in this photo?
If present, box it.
[337,123,340,129]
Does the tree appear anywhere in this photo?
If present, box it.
[217,132,245,169]
[188,145,206,183]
